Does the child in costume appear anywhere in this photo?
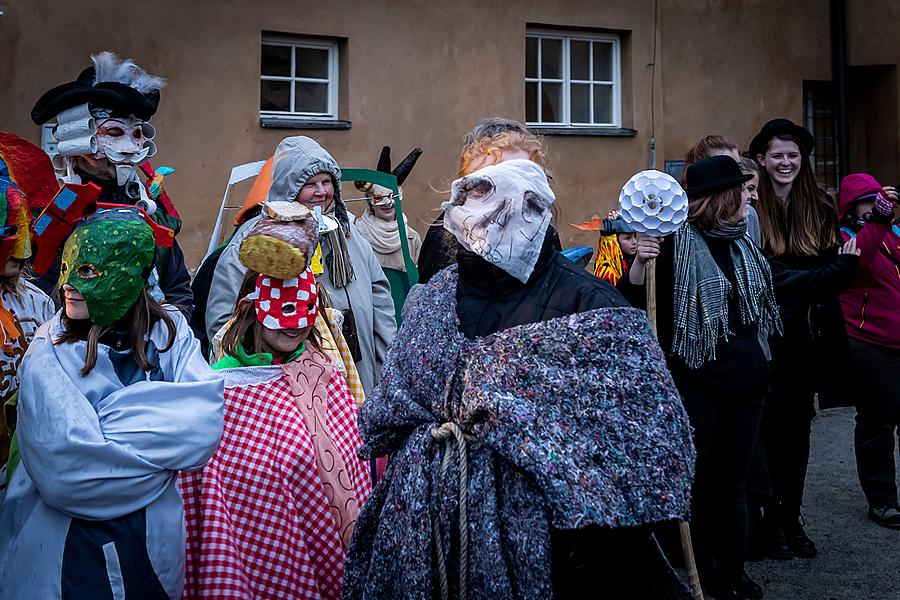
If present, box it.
[180,213,372,599]
[0,206,224,600]
[0,133,57,468]
[592,210,637,285]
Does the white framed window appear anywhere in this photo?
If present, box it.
[525,29,621,128]
[260,34,339,120]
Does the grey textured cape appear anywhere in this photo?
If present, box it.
[343,267,695,599]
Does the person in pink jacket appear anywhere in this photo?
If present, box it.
[837,173,900,528]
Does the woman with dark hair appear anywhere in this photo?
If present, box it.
[749,119,859,559]
[0,207,223,599]
[621,156,781,599]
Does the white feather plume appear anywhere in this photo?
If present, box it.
[91,51,166,93]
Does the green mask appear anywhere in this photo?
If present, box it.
[59,208,156,326]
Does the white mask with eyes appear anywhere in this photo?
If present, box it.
[94,116,153,164]
[442,159,555,283]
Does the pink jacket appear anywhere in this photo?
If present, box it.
[838,174,900,349]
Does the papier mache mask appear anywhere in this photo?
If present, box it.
[59,207,157,326]
[248,269,318,331]
[442,159,555,283]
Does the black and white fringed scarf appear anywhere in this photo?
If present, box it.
[671,219,782,369]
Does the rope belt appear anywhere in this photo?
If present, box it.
[430,421,471,600]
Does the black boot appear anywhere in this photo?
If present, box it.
[737,570,764,599]
[783,513,816,558]
[764,524,793,560]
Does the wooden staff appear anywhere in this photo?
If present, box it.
[645,255,703,600]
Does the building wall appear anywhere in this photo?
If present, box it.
[0,0,894,268]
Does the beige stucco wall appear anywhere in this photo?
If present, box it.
[1,0,893,268]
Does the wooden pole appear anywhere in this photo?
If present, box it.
[645,257,703,600]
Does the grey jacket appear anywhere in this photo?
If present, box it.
[205,136,396,394]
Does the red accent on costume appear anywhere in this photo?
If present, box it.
[180,353,371,599]
[139,162,180,219]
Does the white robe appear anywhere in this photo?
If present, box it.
[0,308,223,599]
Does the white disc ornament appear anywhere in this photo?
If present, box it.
[618,170,688,237]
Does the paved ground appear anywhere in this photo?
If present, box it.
[742,407,900,600]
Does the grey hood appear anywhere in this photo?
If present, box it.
[267,135,349,234]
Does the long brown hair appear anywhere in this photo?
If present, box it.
[755,134,838,256]
[56,288,177,377]
[220,270,323,360]
[688,187,743,231]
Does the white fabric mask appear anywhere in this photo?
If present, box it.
[94,116,151,164]
[442,159,555,283]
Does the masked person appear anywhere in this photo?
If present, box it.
[30,51,192,314]
[206,136,395,396]
[0,133,57,470]
[342,159,696,600]
[836,174,900,529]
[0,204,223,599]
[181,213,371,598]
[354,146,423,272]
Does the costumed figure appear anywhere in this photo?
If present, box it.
[836,174,900,528]
[206,136,395,396]
[30,51,192,313]
[0,204,223,599]
[343,159,696,600]
[181,209,372,599]
[354,146,423,271]
[571,210,637,285]
[0,134,57,469]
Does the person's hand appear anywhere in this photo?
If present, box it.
[839,237,861,256]
[881,186,898,202]
[635,234,663,264]
[876,186,898,217]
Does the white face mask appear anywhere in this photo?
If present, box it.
[442,159,555,283]
[94,116,152,164]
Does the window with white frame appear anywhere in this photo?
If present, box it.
[260,34,339,120]
[525,30,621,128]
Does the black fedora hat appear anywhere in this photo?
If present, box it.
[685,155,753,198]
[748,118,815,159]
[31,66,160,125]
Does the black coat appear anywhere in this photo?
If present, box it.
[455,230,627,338]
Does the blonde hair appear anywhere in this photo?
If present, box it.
[457,130,548,178]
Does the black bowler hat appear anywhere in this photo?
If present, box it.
[685,156,753,198]
[748,118,815,159]
[31,66,160,125]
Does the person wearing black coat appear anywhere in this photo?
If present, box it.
[619,156,781,600]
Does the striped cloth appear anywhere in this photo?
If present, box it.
[179,357,371,599]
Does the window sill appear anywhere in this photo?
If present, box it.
[259,117,352,130]
[529,126,637,137]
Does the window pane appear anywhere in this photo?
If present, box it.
[570,83,590,123]
[526,81,538,122]
[593,42,613,81]
[261,79,291,112]
[541,82,562,123]
[261,44,291,77]
[593,84,613,123]
[540,38,562,79]
[297,82,328,113]
[296,47,329,78]
[526,37,538,78]
[571,40,589,81]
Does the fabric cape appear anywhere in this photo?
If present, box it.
[343,266,695,600]
[180,347,371,599]
[0,309,223,599]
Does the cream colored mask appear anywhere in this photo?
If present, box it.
[442,159,555,283]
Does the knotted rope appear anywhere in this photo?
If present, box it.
[430,421,470,600]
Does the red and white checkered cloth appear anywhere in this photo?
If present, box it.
[179,368,371,599]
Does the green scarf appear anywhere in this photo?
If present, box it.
[212,339,306,370]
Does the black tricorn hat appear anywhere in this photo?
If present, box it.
[685,155,753,198]
[748,118,815,159]
[31,66,161,125]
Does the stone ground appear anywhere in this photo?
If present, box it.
[732,407,899,600]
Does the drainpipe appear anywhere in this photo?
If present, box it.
[831,0,849,181]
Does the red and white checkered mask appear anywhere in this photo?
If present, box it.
[248,269,318,330]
